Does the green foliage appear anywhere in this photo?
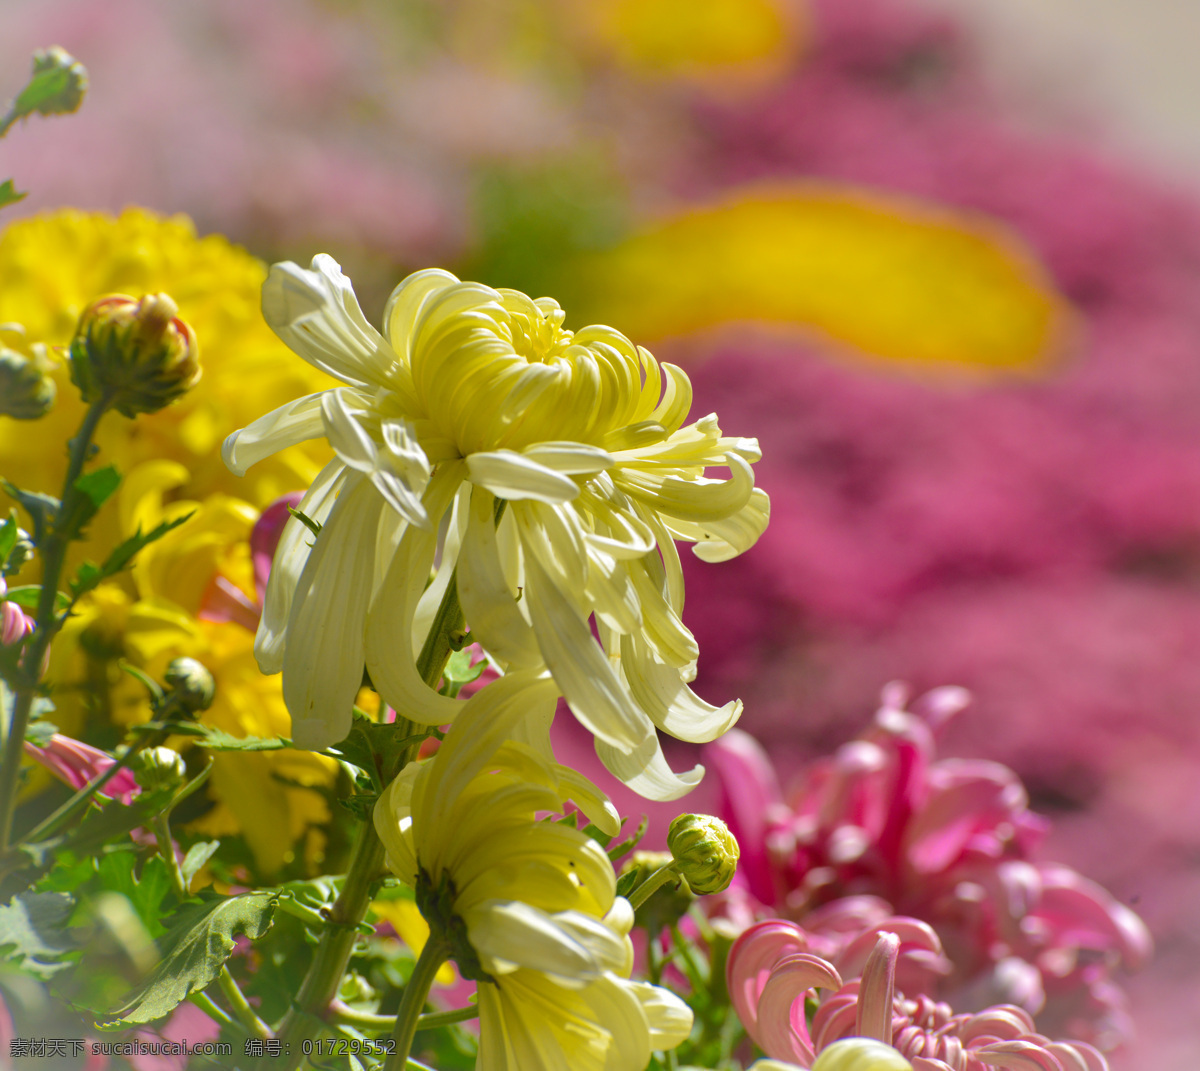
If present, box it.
[0,179,26,208]
[1,479,59,543]
[104,891,279,1026]
[0,891,76,978]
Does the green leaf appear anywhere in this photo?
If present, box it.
[1,480,59,543]
[2,585,68,613]
[12,63,75,118]
[68,560,102,597]
[337,794,378,821]
[180,841,220,890]
[0,510,17,565]
[193,726,291,752]
[614,869,639,900]
[73,465,120,509]
[443,648,485,685]
[287,505,323,540]
[24,718,57,747]
[99,512,194,581]
[105,891,278,1025]
[606,815,649,863]
[0,179,27,209]
[0,891,77,978]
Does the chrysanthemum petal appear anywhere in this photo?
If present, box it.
[465,901,608,982]
[221,392,328,477]
[594,732,704,802]
[262,255,398,390]
[622,633,742,742]
[282,477,384,749]
[467,450,582,503]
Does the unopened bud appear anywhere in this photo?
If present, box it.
[164,656,215,714]
[667,813,739,895]
[23,47,88,116]
[133,746,187,794]
[69,293,200,416]
[0,346,55,419]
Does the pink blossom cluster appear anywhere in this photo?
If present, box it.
[704,685,1151,1050]
[729,924,1111,1070]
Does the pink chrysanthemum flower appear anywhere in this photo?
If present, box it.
[730,921,1111,1071]
[704,684,1151,1049]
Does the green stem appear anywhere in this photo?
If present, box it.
[626,861,683,911]
[329,1001,478,1032]
[189,990,233,1027]
[383,937,448,1071]
[0,398,108,850]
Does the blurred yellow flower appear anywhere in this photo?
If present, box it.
[0,207,334,573]
[569,184,1075,375]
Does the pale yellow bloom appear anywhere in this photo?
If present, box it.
[373,671,692,1069]
[226,258,767,797]
[748,1040,914,1071]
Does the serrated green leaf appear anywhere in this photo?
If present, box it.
[338,794,378,821]
[606,815,649,863]
[0,179,27,208]
[180,841,219,890]
[99,512,194,581]
[92,853,175,939]
[73,465,120,509]
[193,727,291,751]
[614,870,639,900]
[105,891,278,1025]
[0,891,77,978]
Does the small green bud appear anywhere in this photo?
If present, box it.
[22,47,89,117]
[133,746,187,793]
[68,293,200,417]
[666,813,739,895]
[0,346,55,419]
[164,657,215,714]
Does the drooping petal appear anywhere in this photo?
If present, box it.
[621,633,742,742]
[628,979,694,1050]
[222,392,328,477]
[464,901,608,982]
[282,476,384,750]
[594,731,704,802]
[262,256,399,390]
[757,952,844,1064]
[467,449,582,503]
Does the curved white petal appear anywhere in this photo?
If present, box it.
[628,979,694,1050]
[263,255,397,390]
[465,902,618,983]
[382,267,462,361]
[456,489,541,668]
[363,465,466,725]
[619,450,756,522]
[282,476,384,750]
[520,442,614,474]
[667,487,771,562]
[621,633,742,743]
[222,392,327,477]
[523,551,651,753]
[595,732,704,802]
[255,459,346,673]
[467,450,581,504]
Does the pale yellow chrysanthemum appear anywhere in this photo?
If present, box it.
[373,671,693,1069]
[0,208,334,575]
[225,258,768,797]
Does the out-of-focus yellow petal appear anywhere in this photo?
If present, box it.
[571,184,1075,375]
[370,900,457,986]
[0,208,335,579]
[587,0,803,83]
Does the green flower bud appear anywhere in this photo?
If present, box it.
[0,346,55,419]
[164,657,216,714]
[68,293,200,417]
[24,47,88,116]
[666,813,739,895]
[133,746,187,793]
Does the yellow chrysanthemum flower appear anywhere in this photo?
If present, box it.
[225,258,768,798]
[373,671,693,1069]
[0,208,334,573]
[44,475,336,875]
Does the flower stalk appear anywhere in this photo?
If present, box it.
[383,935,449,1071]
[0,395,110,849]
